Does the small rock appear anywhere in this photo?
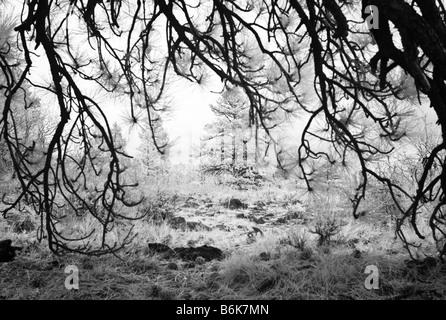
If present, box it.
[214,224,231,232]
[352,249,362,259]
[253,217,266,224]
[186,221,212,231]
[248,226,264,237]
[184,197,200,208]
[0,239,22,263]
[195,256,206,265]
[236,213,245,219]
[175,245,223,262]
[183,262,196,268]
[167,262,179,270]
[50,259,62,269]
[259,252,270,261]
[169,217,211,231]
[187,239,197,247]
[254,201,266,208]
[265,213,274,218]
[357,210,368,217]
[182,292,192,300]
[169,217,187,229]
[286,211,304,220]
[147,243,176,258]
[228,199,248,210]
[276,217,287,224]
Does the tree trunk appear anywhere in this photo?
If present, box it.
[232,134,236,167]
[221,129,225,164]
[254,117,259,166]
[243,140,248,166]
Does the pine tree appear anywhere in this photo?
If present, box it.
[137,118,170,178]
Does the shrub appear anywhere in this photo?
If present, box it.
[201,164,266,190]
[287,228,308,250]
[138,190,177,224]
[300,247,313,260]
[309,214,348,246]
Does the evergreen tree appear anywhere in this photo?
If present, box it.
[137,117,170,178]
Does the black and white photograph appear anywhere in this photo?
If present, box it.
[1,0,446,304]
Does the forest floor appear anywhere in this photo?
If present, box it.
[1,178,446,300]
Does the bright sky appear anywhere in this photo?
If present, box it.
[124,81,220,160]
[163,86,219,157]
[5,0,222,163]
[37,75,220,160]
[7,0,441,168]
[26,53,219,163]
